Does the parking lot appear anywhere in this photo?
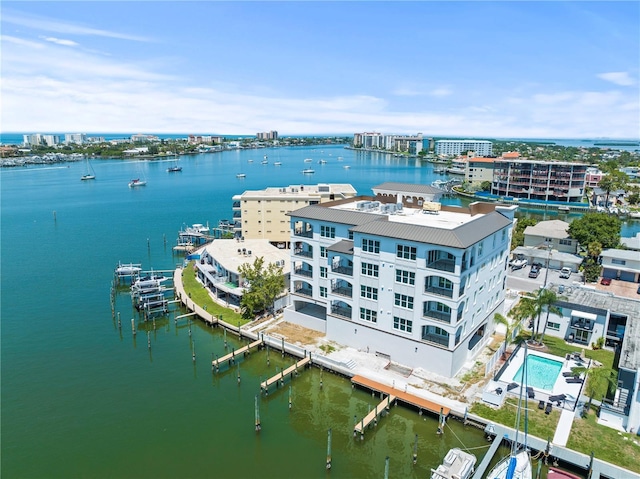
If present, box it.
[506,262,584,294]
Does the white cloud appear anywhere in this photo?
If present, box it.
[428,88,453,97]
[597,72,636,87]
[41,36,79,47]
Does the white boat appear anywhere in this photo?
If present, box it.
[304,158,313,163]
[236,173,246,178]
[343,165,350,169]
[302,169,315,174]
[128,178,146,187]
[167,165,182,172]
[274,162,282,166]
[81,157,96,180]
[629,211,640,219]
[318,159,327,164]
[431,448,477,479]
[115,263,142,277]
[261,160,268,165]
[558,206,570,212]
[485,344,532,479]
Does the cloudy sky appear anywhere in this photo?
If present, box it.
[1,1,638,138]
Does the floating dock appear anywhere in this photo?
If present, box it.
[261,356,311,393]
[354,394,396,435]
[213,339,263,371]
[351,375,450,416]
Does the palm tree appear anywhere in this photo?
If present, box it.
[598,171,627,209]
[571,365,616,417]
[508,288,559,345]
[493,313,513,358]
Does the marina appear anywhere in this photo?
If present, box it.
[2,144,639,478]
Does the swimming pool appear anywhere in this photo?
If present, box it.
[512,354,563,391]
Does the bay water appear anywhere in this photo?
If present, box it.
[2,145,637,478]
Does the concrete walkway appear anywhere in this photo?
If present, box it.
[552,408,575,446]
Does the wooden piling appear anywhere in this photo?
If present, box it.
[255,395,261,432]
[326,428,332,470]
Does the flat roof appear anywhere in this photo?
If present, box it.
[203,239,290,275]
[372,182,443,196]
[235,184,356,199]
[601,249,640,261]
[523,220,570,239]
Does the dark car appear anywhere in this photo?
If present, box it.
[528,264,541,278]
[637,284,640,295]
[601,277,612,286]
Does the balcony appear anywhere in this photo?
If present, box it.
[331,285,353,298]
[421,333,449,348]
[423,309,452,324]
[232,211,242,218]
[332,265,353,276]
[426,259,455,273]
[294,286,313,298]
[425,285,454,298]
[294,267,313,278]
[330,304,352,319]
[232,201,241,209]
[294,228,313,238]
[293,248,312,258]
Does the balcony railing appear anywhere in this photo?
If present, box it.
[330,305,352,319]
[232,201,241,208]
[293,249,313,258]
[571,320,593,331]
[421,334,449,348]
[294,267,313,278]
[426,259,455,273]
[425,285,454,298]
[422,309,452,324]
[331,286,353,298]
[332,265,353,276]
[295,229,313,238]
[294,287,313,298]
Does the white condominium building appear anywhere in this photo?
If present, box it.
[232,184,357,245]
[436,140,493,157]
[284,183,517,377]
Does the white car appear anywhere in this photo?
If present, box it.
[559,267,572,279]
[510,258,528,270]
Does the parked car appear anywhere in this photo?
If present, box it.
[559,267,572,279]
[529,264,541,278]
[510,258,528,271]
[601,277,612,286]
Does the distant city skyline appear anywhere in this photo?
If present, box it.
[1,2,639,139]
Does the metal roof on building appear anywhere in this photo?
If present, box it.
[327,240,354,255]
[350,211,512,249]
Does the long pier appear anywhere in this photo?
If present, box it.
[213,339,263,371]
[351,375,451,416]
[261,356,311,393]
[354,394,396,436]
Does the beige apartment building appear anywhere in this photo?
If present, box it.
[232,184,357,246]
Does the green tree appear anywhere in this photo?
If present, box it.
[598,171,628,207]
[567,212,621,250]
[510,217,537,250]
[571,365,616,417]
[480,180,492,192]
[493,313,514,358]
[237,256,285,319]
[508,288,559,345]
[148,144,159,155]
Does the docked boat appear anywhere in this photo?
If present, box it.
[115,263,142,277]
[558,206,570,212]
[129,178,146,187]
[431,448,477,479]
[302,169,315,174]
[446,167,466,175]
[547,467,582,479]
[485,344,532,479]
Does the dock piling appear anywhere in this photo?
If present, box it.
[131,318,136,336]
[117,312,121,329]
[288,386,292,410]
[412,434,418,465]
[237,363,240,384]
[147,331,151,349]
[192,340,196,362]
[255,395,261,432]
[326,428,332,470]
[384,457,389,479]
[281,337,284,358]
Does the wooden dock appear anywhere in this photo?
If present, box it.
[351,375,450,416]
[213,339,263,370]
[354,394,396,435]
[261,356,311,392]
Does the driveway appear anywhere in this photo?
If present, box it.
[506,263,585,293]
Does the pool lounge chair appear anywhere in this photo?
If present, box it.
[549,394,566,406]
[526,387,535,399]
[507,382,518,392]
[545,402,553,415]
[562,371,579,378]
[566,377,583,384]
[538,400,545,410]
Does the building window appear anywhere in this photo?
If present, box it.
[320,225,336,238]
[611,258,626,265]
[394,293,414,310]
[559,239,572,246]
[393,316,413,333]
[478,241,484,257]
[360,308,377,323]
[362,262,379,277]
[320,266,327,278]
[396,244,417,260]
[348,231,354,240]
[362,238,380,253]
[547,321,560,331]
[320,246,327,258]
[320,286,327,298]
[396,269,415,285]
[360,285,378,300]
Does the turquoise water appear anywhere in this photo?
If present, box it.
[1,146,499,478]
[513,355,563,391]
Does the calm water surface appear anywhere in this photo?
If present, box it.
[2,145,636,478]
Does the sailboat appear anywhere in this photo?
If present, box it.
[485,343,532,479]
[167,156,182,172]
[81,157,96,180]
[129,161,147,187]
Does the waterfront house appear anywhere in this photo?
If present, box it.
[283,183,517,377]
[600,249,640,283]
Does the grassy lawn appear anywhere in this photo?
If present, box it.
[181,262,246,325]
[471,400,640,474]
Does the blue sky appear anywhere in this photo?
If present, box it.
[1,1,638,138]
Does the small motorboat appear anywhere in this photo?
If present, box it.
[167,166,182,172]
[430,448,476,479]
[128,178,146,187]
[236,173,246,178]
[302,169,315,174]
